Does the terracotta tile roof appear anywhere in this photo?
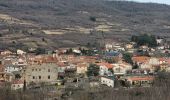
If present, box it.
[28,55,58,64]
[97,62,113,69]
[12,79,23,84]
[58,55,98,64]
[128,76,154,81]
[132,56,150,63]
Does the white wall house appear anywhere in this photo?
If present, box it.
[112,63,132,75]
[156,39,164,44]
[17,49,26,55]
[97,63,113,76]
[140,58,160,72]
[99,65,109,76]
[76,63,88,74]
[11,80,24,90]
[101,76,114,87]
[140,63,151,69]
[148,58,160,66]
[73,49,81,54]
[5,66,22,73]
[105,43,113,51]
[157,46,165,50]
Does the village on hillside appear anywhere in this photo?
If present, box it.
[0,34,169,99]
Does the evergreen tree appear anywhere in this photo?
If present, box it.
[87,64,99,77]
[123,53,133,65]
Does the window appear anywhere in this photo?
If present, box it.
[48,75,50,79]
[39,69,41,71]
[33,76,35,79]
[35,69,37,71]
[39,76,41,79]
[48,69,50,72]
[18,85,20,87]
[32,69,34,71]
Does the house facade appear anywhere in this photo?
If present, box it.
[101,76,114,87]
[126,76,154,87]
[23,62,58,84]
[97,62,113,76]
[11,79,24,90]
[76,62,88,74]
[112,63,132,76]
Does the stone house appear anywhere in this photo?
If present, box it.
[76,62,88,75]
[23,62,58,84]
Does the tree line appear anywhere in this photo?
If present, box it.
[131,34,157,47]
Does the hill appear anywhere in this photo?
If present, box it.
[0,0,170,50]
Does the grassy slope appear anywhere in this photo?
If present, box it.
[0,0,170,50]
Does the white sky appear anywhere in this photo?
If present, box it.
[129,0,170,5]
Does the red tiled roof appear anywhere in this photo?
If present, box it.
[12,80,23,84]
[132,56,150,63]
[97,62,113,69]
[28,55,58,64]
[128,76,154,81]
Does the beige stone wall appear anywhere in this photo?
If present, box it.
[24,63,58,84]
